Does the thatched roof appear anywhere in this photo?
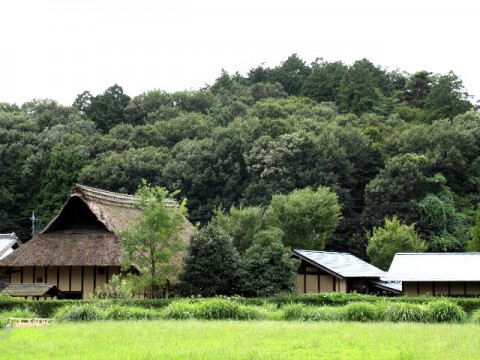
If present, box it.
[0,185,194,268]
[1,283,62,297]
[0,230,121,267]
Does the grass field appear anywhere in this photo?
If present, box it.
[1,320,478,359]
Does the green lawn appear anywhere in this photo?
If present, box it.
[1,320,478,359]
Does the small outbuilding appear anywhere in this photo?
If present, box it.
[292,250,401,295]
[383,253,480,297]
[1,283,63,300]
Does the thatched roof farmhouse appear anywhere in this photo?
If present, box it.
[0,185,194,299]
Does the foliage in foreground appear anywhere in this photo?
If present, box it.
[3,292,480,318]
[48,297,470,324]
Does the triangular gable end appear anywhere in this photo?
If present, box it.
[42,195,108,233]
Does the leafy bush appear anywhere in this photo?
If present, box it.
[469,308,480,324]
[194,298,264,320]
[343,302,379,322]
[282,303,349,322]
[426,300,466,323]
[161,300,196,320]
[162,298,266,320]
[234,304,268,320]
[302,306,345,321]
[281,303,305,320]
[384,303,426,323]
[104,305,161,320]
[94,275,133,300]
[54,303,106,322]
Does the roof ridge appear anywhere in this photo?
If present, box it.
[74,184,136,205]
[73,184,177,207]
[295,249,352,255]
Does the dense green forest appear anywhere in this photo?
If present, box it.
[1,54,479,260]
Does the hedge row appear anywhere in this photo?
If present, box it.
[239,293,480,314]
[2,293,480,318]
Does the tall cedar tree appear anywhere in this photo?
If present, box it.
[240,228,299,297]
[177,223,242,297]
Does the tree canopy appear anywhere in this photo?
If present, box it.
[1,54,479,267]
[366,217,427,270]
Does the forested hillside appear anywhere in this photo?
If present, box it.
[1,54,479,259]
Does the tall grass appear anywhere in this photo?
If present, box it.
[48,297,469,324]
[384,303,427,323]
[55,303,106,322]
[161,298,266,320]
[426,300,466,323]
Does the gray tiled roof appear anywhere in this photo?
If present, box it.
[383,253,480,281]
[293,250,386,278]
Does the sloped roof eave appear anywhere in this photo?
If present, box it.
[384,253,480,282]
[293,249,385,278]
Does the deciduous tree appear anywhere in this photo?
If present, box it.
[367,216,427,270]
[119,181,188,298]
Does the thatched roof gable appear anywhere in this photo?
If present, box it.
[43,185,143,234]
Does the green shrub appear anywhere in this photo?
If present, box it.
[194,298,243,320]
[94,275,133,300]
[54,303,106,322]
[161,300,196,320]
[343,302,379,322]
[104,305,161,320]
[303,306,345,321]
[281,303,349,322]
[426,300,466,323]
[469,308,480,324]
[384,303,426,322]
[281,303,305,320]
[234,304,267,320]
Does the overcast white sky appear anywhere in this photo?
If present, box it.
[1,0,479,105]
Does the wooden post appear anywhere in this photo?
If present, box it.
[93,266,97,292]
[81,266,84,295]
[69,266,72,292]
